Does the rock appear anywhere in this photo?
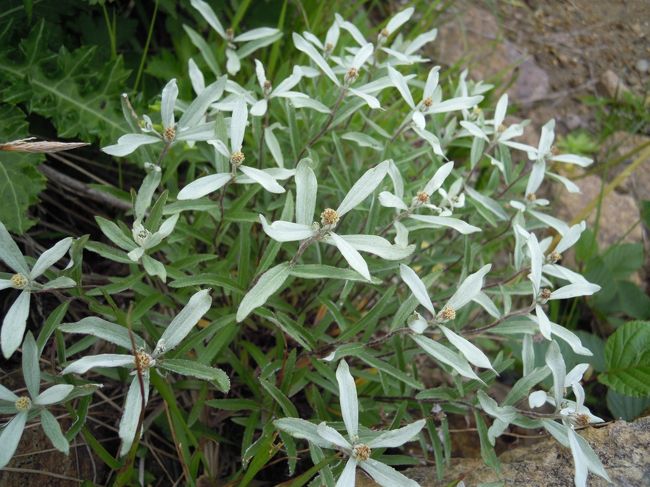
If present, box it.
[599,70,631,100]
[554,174,643,248]
[433,6,550,103]
[357,417,650,486]
[636,59,649,73]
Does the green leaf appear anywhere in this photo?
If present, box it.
[0,20,129,147]
[599,321,650,397]
[84,240,133,264]
[260,378,299,417]
[0,104,46,233]
[357,351,423,390]
[289,264,381,283]
[168,273,243,294]
[602,243,644,279]
[158,358,230,393]
[474,410,500,473]
[606,389,650,421]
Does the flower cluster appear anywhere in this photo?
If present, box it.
[0,5,611,486]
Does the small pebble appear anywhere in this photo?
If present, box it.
[635,59,649,73]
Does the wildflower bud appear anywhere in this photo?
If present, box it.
[230,151,245,166]
[134,228,151,246]
[547,251,562,264]
[551,145,560,156]
[134,350,154,370]
[416,191,430,204]
[320,208,340,227]
[324,42,334,54]
[497,123,507,133]
[345,67,359,83]
[422,97,433,108]
[526,193,537,202]
[10,273,28,289]
[353,444,371,461]
[225,28,234,41]
[263,80,272,95]
[539,288,552,301]
[439,305,456,321]
[472,106,482,117]
[15,396,31,411]
[379,28,390,38]
[163,126,176,143]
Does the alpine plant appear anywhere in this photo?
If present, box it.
[0,5,610,487]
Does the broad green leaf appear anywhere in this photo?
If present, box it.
[0,105,46,233]
[599,321,650,397]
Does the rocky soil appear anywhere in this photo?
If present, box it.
[432,0,650,253]
[356,416,650,486]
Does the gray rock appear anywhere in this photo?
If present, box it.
[356,417,650,486]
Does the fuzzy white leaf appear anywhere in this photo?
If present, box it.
[293,33,340,85]
[439,325,493,370]
[549,283,600,300]
[411,334,482,382]
[156,289,211,353]
[0,411,27,469]
[387,65,415,108]
[409,214,481,234]
[329,232,371,281]
[400,264,434,314]
[62,354,134,375]
[295,160,318,225]
[178,173,231,200]
[336,360,359,439]
[423,161,454,195]
[1,291,30,359]
[34,384,74,406]
[336,160,389,216]
[239,165,285,193]
[447,264,491,311]
[118,374,150,456]
[237,263,290,321]
[259,216,314,242]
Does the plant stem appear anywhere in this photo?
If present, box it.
[295,85,347,162]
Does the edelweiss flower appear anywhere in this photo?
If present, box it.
[0,333,75,468]
[400,263,496,380]
[259,159,413,281]
[103,78,226,157]
[60,290,228,456]
[275,360,425,487]
[178,97,293,199]
[0,221,74,357]
[190,0,281,75]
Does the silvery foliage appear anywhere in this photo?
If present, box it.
[0,221,74,358]
[59,289,227,456]
[0,6,610,486]
[275,360,425,487]
[0,333,91,468]
[190,0,281,76]
[93,162,179,282]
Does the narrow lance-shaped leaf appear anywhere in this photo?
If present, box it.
[439,325,494,371]
[336,360,359,439]
[336,160,389,216]
[237,263,291,322]
[155,289,212,354]
[400,264,434,314]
